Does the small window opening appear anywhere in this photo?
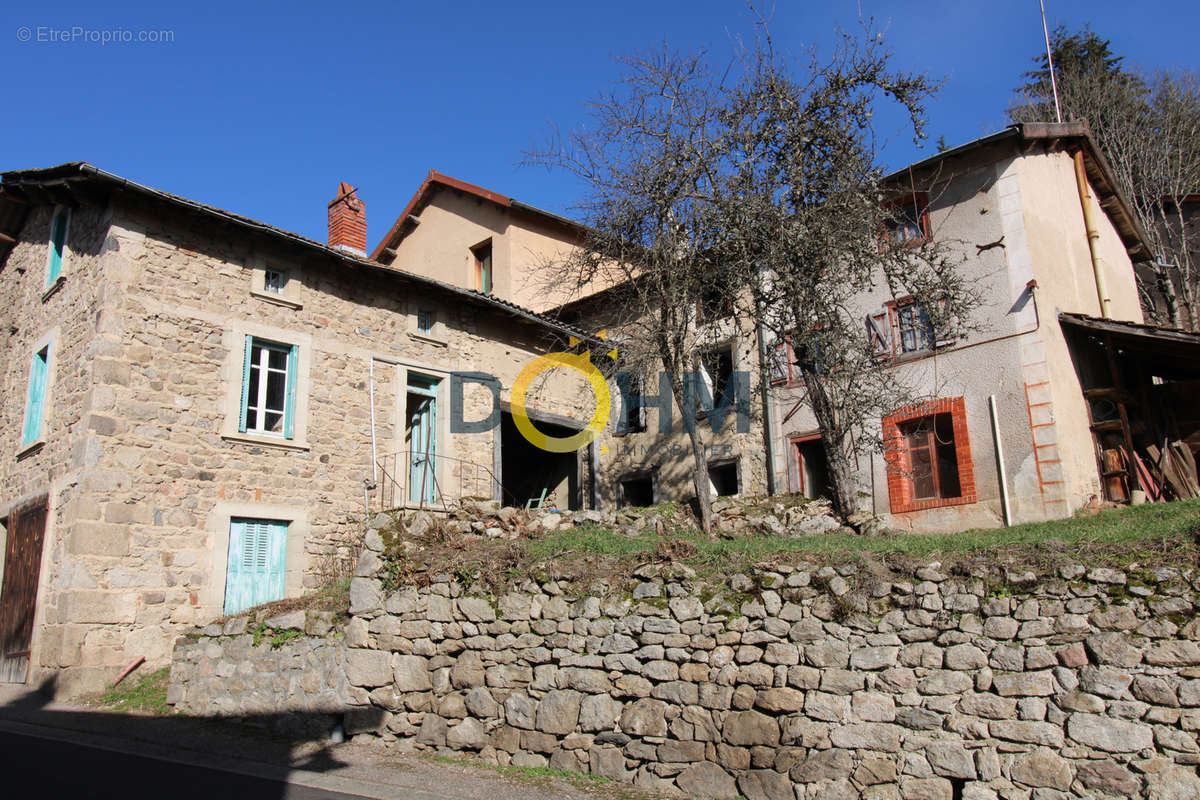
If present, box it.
[619,474,655,508]
[708,460,739,497]
[417,310,435,334]
[264,269,287,295]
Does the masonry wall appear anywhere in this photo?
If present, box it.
[168,607,349,737]
[1,193,594,696]
[332,529,1200,799]
[0,202,115,692]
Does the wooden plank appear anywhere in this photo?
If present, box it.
[0,496,48,683]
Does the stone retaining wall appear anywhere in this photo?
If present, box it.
[167,608,349,737]
[343,533,1200,799]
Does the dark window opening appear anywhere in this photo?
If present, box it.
[417,310,435,334]
[699,345,735,412]
[618,474,655,508]
[899,412,961,500]
[708,460,739,497]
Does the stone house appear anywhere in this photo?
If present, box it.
[766,122,1167,531]
[370,170,770,510]
[0,163,598,693]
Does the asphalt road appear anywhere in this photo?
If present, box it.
[0,730,371,799]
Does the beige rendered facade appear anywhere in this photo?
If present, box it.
[768,124,1153,531]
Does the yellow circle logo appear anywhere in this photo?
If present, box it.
[511,351,610,453]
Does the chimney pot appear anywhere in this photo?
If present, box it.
[328,182,367,255]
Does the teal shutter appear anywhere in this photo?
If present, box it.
[238,336,253,432]
[223,518,288,615]
[21,348,48,445]
[283,344,298,439]
[47,210,67,284]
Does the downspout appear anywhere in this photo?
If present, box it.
[989,395,1012,527]
[755,315,777,497]
[1073,150,1112,318]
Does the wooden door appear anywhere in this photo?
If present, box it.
[0,497,48,683]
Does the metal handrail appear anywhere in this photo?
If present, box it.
[375,450,513,511]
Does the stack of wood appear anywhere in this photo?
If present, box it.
[1145,441,1200,500]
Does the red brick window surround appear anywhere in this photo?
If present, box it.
[883,397,976,513]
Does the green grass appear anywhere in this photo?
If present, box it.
[524,497,1200,573]
[96,667,173,715]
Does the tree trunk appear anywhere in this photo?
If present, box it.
[686,425,713,534]
[798,364,861,519]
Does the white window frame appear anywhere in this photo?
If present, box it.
[221,322,311,451]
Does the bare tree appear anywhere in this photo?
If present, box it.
[530,22,976,523]
[1010,26,1200,328]
[527,48,737,532]
[715,29,974,517]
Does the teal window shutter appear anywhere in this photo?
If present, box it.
[47,209,68,285]
[21,347,49,446]
[224,517,288,615]
[238,335,253,432]
[283,344,298,439]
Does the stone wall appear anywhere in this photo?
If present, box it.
[342,534,1200,798]
[167,607,349,737]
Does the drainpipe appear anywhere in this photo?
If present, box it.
[1072,150,1111,318]
[988,395,1012,527]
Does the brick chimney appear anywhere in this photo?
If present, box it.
[328,182,366,255]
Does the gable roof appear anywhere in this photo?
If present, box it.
[371,169,586,263]
[886,121,1153,263]
[0,162,593,342]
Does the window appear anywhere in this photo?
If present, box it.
[708,459,739,497]
[46,207,69,286]
[239,337,298,438]
[618,473,656,508]
[223,517,288,614]
[613,373,648,435]
[884,193,929,245]
[698,345,735,412]
[416,310,435,335]
[473,241,493,294]
[263,269,287,295]
[21,346,50,446]
[770,340,796,386]
[896,303,934,355]
[883,397,976,513]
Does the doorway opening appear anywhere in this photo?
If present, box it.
[405,375,439,505]
[499,411,580,510]
[791,434,830,499]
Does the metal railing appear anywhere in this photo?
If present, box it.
[375,450,508,512]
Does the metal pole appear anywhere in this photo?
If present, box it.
[369,358,378,483]
[1039,0,1063,123]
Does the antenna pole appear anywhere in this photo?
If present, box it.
[1039,0,1063,123]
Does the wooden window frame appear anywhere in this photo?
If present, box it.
[883,191,931,248]
[882,396,976,513]
[882,296,955,360]
[472,240,493,295]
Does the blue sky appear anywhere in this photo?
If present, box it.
[4,1,1197,252]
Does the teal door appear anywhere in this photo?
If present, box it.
[408,377,438,504]
[223,518,288,615]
